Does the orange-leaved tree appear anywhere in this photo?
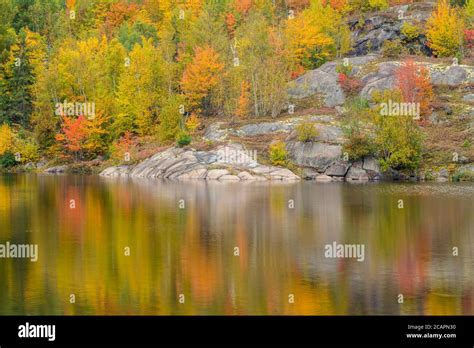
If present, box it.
[323,0,348,12]
[225,12,237,37]
[102,2,140,39]
[287,0,310,12]
[55,115,88,161]
[233,0,253,15]
[181,46,224,114]
[395,59,433,117]
[111,130,136,163]
[224,0,254,37]
[235,81,251,119]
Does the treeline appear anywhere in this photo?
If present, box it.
[0,0,471,165]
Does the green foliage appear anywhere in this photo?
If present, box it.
[350,0,388,11]
[346,96,370,111]
[381,39,404,58]
[370,89,423,171]
[451,0,467,7]
[401,22,421,41]
[342,119,374,160]
[466,0,474,20]
[452,170,474,181]
[336,62,353,75]
[269,140,288,166]
[343,92,423,172]
[368,0,389,10]
[176,130,191,147]
[296,121,319,142]
[0,151,16,168]
[0,29,35,127]
[158,95,184,142]
[205,0,233,16]
[370,91,424,172]
[374,115,423,172]
[0,0,17,62]
[183,6,229,58]
[16,138,40,163]
[371,88,403,106]
[235,10,290,117]
[118,20,158,51]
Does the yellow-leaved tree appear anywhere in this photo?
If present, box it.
[32,36,115,153]
[426,0,464,57]
[286,0,351,70]
[0,124,39,163]
[466,0,474,22]
[181,46,224,115]
[114,38,165,136]
[146,0,203,29]
[0,123,15,156]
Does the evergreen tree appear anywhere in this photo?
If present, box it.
[0,0,17,62]
[0,30,35,127]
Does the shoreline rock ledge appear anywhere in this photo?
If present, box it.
[100,144,300,182]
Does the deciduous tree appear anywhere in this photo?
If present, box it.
[114,38,164,135]
[181,46,224,114]
[395,59,433,117]
[286,0,350,69]
[55,115,88,161]
[236,12,290,117]
[426,0,464,57]
[235,80,251,119]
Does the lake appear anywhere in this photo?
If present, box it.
[0,174,473,315]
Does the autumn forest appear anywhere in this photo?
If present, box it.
[0,0,472,175]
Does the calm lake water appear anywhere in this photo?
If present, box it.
[0,174,473,315]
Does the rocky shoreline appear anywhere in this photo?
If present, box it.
[95,142,473,183]
[18,107,473,183]
[33,104,471,183]
[99,144,300,182]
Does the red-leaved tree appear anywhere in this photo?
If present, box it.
[395,59,433,118]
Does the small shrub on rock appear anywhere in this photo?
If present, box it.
[336,63,353,76]
[0,152,16,168]
[381,39,404,58]
[342,120,374,161]
[338,73,362,96]
[296,121,319,142]
[269,141,288,166]
[401,22,421,41]
[176,131,192,147]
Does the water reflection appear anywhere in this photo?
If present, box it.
[0,174,472,315]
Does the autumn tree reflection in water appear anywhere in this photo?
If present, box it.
[0,174,472,315]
